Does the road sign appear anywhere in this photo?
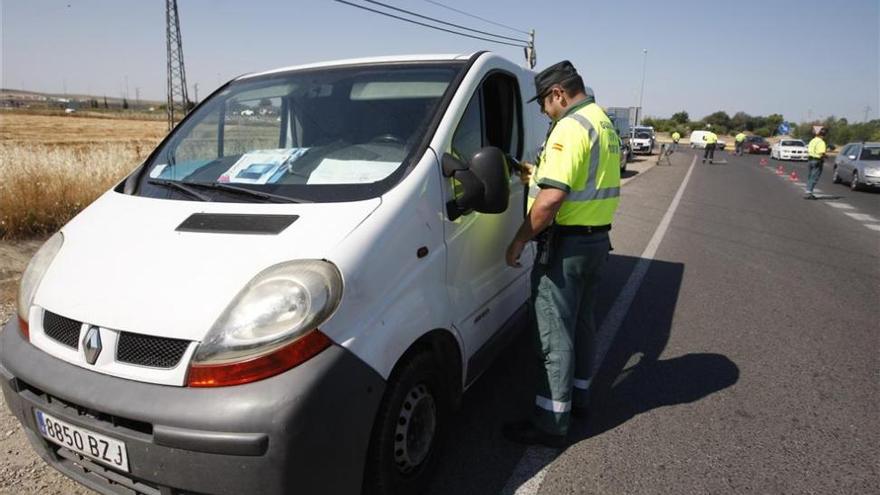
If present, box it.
[777,122,791,135]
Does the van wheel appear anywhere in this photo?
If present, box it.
[364,351,449,495]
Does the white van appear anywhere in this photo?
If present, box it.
[688,130,727,150]
[1,53,546,495]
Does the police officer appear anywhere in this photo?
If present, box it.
[735,131,746,156]
[702,127,719,164]
[804,127,828,199]
[504,61,620,447]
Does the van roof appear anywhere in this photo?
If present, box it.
[239,53,479,80]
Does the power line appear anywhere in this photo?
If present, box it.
[422,0,530,36]
[333,0,528,48]
[361,0,526,43]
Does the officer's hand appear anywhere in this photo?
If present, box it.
[506,239,525,268]
[518,162,534,186]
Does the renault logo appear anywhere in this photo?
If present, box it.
[83,326,102,365]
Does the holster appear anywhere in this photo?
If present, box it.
[535,224,557,266]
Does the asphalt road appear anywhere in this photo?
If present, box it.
[427,148,879,494]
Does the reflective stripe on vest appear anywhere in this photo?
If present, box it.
[528,112,620,202]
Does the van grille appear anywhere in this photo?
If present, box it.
[117,332,189,368]
[43,311,82,349]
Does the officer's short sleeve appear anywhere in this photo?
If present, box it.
[536,119,586,193]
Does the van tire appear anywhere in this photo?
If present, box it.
[364,350,449,495]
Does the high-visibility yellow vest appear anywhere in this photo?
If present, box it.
[808,137,826,158]
[735,133,746,142]
[672,132,681,142]
[528,100,621,226]
[704,132,718,144]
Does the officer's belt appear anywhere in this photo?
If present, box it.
[554,224,611,236]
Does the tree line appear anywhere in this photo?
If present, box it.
[642,111,880,144]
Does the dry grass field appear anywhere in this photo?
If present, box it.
[0,112,167,239]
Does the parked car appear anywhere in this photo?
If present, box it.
[742,135,770,154]
[630,125,655,145]
[619,136,630,171]
[771,138,808,161]
[0,53,614,495]
[631,130,654,154]
[833,142,880,190]
[688,130,727,150]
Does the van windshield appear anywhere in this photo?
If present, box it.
[136,62,463,202]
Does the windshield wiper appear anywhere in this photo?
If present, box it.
[147,179,212,202]
[187,182,306,203]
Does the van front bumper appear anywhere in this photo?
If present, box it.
[0,318,385,495]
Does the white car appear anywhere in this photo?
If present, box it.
[771,138,808,161]
[0,52,621,495]
[631,130,654,154]
[688,130,726,150]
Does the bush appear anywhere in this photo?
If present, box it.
[754,127,771,137]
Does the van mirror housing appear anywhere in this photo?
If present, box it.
[442,147,510,220]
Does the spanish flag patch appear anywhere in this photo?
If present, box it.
[551,143,564,152]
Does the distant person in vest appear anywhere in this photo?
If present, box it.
[735,131,746,156]
[804,127,829,199]
[702,127,719,164]
[504,60,621,447]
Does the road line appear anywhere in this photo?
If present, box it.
[826,202,855,209]
[501,154,699,495]
[844,212,878,222]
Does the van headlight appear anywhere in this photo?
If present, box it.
[17,233,64,339]
[187,260,343,387]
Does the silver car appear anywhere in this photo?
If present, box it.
[832,142,880,191]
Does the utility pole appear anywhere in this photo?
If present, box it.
[193,83,199,105]
[864,105,872,122]
[166,0,189,130]
[524,29,536,69]
[135,87,141,108]
[637,48,648,126]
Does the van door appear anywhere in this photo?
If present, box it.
[441,70,531,371]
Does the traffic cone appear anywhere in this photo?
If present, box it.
[776,165,784,175]
[789,170,799,181]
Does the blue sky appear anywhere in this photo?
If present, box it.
[2,0,878,122]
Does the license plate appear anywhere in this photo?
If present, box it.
[34,410,130,472]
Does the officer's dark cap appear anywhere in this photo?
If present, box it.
[528,60,581,103]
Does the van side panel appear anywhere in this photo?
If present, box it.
[321,150,462,381]
[427,53,542,382]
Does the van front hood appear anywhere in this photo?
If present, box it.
[34,191,380,342]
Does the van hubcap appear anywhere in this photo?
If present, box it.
[393,384,436,474]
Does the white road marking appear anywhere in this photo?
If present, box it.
[844,212,879,222]
[826,202,855,209]
[501,155,699,495]
[864,224,880,232]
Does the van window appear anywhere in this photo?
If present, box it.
[138,62,465,203]
[451,93,483,161]
[450,72,523,162]
[223,96,283,157]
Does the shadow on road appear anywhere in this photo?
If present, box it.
[427,254,739,495]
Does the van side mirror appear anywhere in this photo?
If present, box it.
[442,147,510,220]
